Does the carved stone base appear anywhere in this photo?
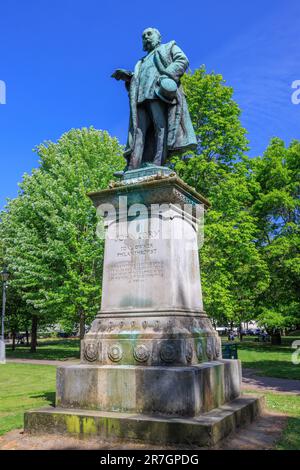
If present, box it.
[81,312,222,367]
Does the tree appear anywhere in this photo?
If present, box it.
[0,127,124,351]
[251,138,300,344]
[170,67,269,331]
[181,66,248,165]
[196,160,270,335]
[0,241,31,349]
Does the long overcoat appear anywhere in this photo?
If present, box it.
[124,41,197,161]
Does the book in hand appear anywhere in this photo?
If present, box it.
[111,69,133,82]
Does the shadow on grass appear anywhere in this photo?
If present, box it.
[242,360,300,381]
[30,392,56,406]
[6,339,81,360]
[235,342,293,354]
[6,350,80,360]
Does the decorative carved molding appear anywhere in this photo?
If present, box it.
[108,344,123,362]
[160,343,177,363]
[215,338,222,359]
[133,344,150,363]
[206,337,214,360]
[196,341,203,361]
[185,344,193,363]
[84,342,98,362]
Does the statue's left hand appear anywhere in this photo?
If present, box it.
[157,75,169,86]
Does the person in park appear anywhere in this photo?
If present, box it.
[228,331,235,341]
[112,27,197,174]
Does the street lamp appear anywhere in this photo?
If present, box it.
[0,267,9,364]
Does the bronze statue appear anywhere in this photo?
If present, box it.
[112,27,197,174]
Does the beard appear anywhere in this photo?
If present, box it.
[143,37,160,52]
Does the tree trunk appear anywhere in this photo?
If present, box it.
[79,309,85,340]
[25,329,29,346]
[12,330,16,351]
[79,309,85,355]
[271,332,281,345]
[30,315,38,352]
[239,323,243,341]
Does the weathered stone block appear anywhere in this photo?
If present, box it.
[25,395,264,446]
[56,359,241,417]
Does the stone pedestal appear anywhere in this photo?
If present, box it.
[24,168,262,446]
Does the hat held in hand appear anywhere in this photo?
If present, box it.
[155,77,178,105]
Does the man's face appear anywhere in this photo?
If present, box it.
[142,28,161,52]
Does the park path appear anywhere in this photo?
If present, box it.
[242,368,300,395]
[6,358,300,394]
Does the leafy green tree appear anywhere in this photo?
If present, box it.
[181,66,248,165]
[200,161,270,333]
[170,67,269,332]
[251,138,300,343]
[0,242,31,349]
[0,128,123,351]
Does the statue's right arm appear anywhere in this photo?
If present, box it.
[111,69,133,82]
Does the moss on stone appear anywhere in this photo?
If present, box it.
[82,417,97,435]
[65,415,80,434]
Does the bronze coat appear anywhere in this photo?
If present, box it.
[124,41,197,161]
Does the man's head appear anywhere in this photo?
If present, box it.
[142,28,161,52]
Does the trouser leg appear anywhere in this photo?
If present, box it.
[148,100,168,166]
[128,104,150,170]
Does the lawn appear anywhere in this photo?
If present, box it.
[245,390,300,450]
[0,363,56,435]
[222,335,300,380]
[6,337,80,361]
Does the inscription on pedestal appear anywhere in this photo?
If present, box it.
[108,260,164,284]
[116,240,158,257]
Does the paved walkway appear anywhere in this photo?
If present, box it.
[242,368,300,395]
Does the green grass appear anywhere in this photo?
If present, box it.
[0,363,56,435]
[6,337,80,361]
[245,390,300,450]
[222,335,300,380]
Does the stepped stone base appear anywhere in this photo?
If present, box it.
[55,360,241,416]
[24,395,263,447]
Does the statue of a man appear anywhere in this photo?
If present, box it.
[112,27,197,173]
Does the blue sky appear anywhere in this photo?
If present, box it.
[0,0,299,209]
